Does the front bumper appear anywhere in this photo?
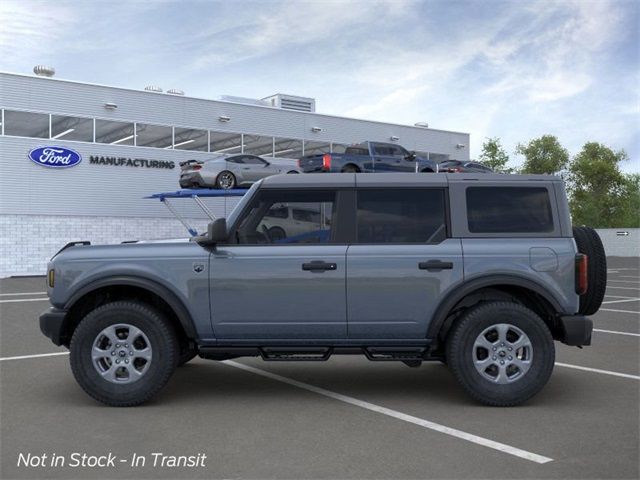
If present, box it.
[558,315,593,346]
[39,307,68,346]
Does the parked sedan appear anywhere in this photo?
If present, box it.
[179,155,300,189]
[438,160,493,173]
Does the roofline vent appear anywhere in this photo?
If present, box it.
[33,65,55,77]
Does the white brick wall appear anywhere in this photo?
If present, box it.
[0,214,212,277]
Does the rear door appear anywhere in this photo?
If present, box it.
[346,187,463,339]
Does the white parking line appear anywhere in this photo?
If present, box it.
[0,292,47,296]
[604,295,636,299]
[608,280,640,285]
[602,298,640,305]
[600,308,640,314]
[0,298,49,304]
[0,352,69,362]
[593,328,640,337]
[555,363,640,380]
[617,275,640,279]
[606,286,640,291]
[223,360,553,464]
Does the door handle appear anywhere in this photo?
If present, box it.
[418,260,453,271]
[302,261,337,272]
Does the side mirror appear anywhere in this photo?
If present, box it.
[194,218,227,246]
[405,151,416,161]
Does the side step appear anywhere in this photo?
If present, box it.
[259,347,333,361]
[363,347,427,362]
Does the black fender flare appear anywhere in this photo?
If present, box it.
[426,274,564,342]
[64,275,197,339]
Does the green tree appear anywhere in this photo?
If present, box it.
[618,174,640,227]
[479,137,512,173]
[567,142,637,227]
[516,135,569,175]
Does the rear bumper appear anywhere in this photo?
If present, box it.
[558,315,593,346]
[39,307,68,346]
[179,172,206,187]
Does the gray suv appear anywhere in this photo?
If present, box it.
[39,173,606,407]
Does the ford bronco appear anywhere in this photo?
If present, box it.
[39,173,606,407]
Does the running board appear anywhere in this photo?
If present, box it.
[363,347,428,362]
[259,347,333,361]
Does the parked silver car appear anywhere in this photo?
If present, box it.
[179,154,299,189]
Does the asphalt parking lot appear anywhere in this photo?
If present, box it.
[1,257,638,480]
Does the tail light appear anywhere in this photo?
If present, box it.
[575,254,588,295]
[447,167,462,173]
[322,154,332,170]
[297,159,302,168]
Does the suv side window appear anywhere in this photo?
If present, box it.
[466,187,553,233]
[235,190,336,244]
[356,189,447,243]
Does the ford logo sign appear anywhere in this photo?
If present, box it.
[28,146,82,168]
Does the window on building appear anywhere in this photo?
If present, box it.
[356,189,447,243]
[95,119,135,145]
[273,137,303,158]
[173,127,208,151]
[50,115,93,142]
[210,131,243,154]
[236,190,336,244]
[331,143,349,154]
[466,187,554,233]
[244,135,274,156]
[136,123,173,148]
[4,110,49,138]
[304,141,331,156]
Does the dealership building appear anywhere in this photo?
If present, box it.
[0,69,470,277]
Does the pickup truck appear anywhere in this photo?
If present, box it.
[298,141,438,173]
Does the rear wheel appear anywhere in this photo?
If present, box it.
[268,226,287,242]
[446,301,555,406]
[287,170,299,174]
[216,171,236,190]
[341,165,359,173]
[70,301,178,406]
[573,226,607,315]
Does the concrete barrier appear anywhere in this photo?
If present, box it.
[595,228,640,257]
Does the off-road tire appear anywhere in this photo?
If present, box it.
[573,226,607,315]
[446,302,555,407]
[70,301,178,407]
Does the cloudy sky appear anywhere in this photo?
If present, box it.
[1,0,638,171]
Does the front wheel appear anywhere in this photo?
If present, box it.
[446,302,555,406]
[70,301,179,406]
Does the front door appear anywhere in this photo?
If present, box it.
[346,188,463,339]
[210,188,348,339]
